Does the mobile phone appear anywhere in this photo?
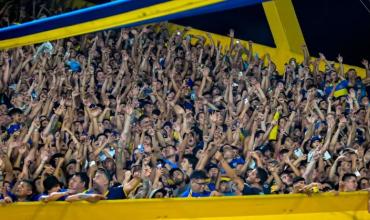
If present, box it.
[244,98,249,104]
[307,151,314,162]
[323,151,331,160]
[138,144,144,154]
[89,161,96,167]
[269,160,279,166]
[31,90,37,99]
[248,159,256,169]
[294,148,304,158]
[354,170,361,177]
[190,91,196,101]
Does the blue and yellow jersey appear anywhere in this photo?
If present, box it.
[325,80,349,98]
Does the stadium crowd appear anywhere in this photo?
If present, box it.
[0,0,370,203]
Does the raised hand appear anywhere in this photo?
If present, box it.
[40,149,50,162]
[18,144,28,155]
[214,151,223,161]
[267,164,278,173]
[306,114,318,124]
[124,105,134,116]
[361,59,369,69]
[228,29,235,38]
[337,54,343,63]
[54,105,65,116]
[203,135,211,143]
[349,89,356,99]
[72,90,80,97]
[319,53,326,61]
[210,113,218,124]
[201,67,210,77]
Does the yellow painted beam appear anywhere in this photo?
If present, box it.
[168,24,366,78]
[262,0,306,55]
[0,192,369,220]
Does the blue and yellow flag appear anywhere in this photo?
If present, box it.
[325,80,349,98]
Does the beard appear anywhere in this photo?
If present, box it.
[173,177,184,186]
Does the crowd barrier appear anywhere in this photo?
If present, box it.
[0,192,369,220]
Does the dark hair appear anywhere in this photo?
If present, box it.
[150,188,168,198]
[206,163,218,172]
[8,108,23,116]
[43,175,60,193]
[169,168,183,178]
[307,84,317,91]
[21,179,34,191]
[190,170,208,180]
[74,172,90,189]
[96,133,108,140]
[342,173,356,182]
[20,179,35,199]
[255,130,265,138]
[358,177,369,182]
[256,167,268,184]
[152,109,161,116]
[97,168,111,182]
[183,154,198,170]
[279,149,290,155]
[49,153,65,168]
[292,176,306,185]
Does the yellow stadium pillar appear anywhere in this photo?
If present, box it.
[262,0,306,55]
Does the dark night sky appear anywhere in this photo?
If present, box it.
[85,0,370,67]
[173,0,370,67]
[292,0,370,66]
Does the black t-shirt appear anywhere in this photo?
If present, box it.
[86,186,127,200]
[106,186,127,200]
[0,93,11,108]
[242,183,271,195]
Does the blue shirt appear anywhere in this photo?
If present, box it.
[163,159,178,169]
[229,157,245,169]
[5,190,33,202]
[180,188,211,198]
[66,60,81,72]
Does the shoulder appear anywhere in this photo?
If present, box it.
[84,189,95,194]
